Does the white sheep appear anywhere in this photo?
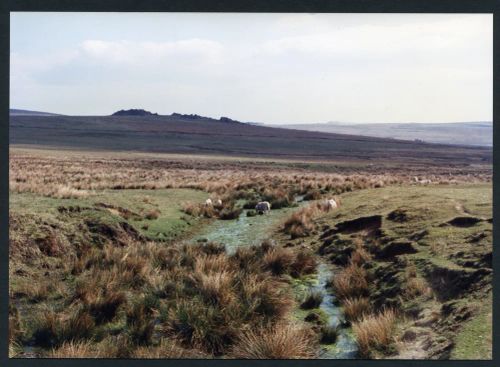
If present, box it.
[324,199,338,211]
[255,201,271,214]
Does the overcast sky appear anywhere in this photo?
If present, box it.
[10,13,492,124]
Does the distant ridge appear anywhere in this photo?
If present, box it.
[9,109,62,117]
[112,109,158,116]
[276,121,492,147]
[10,113,491,166]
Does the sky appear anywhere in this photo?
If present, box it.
[10,12,493,124]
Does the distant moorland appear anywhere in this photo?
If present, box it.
[277,121,492,147]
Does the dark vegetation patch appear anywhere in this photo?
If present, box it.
[376,241,418,260]
[417,260,492,302]
[446,216,484,228]
[300,291,324,310]
[386,209,409,223]
[333,215,382,235]
[112,109,158,116]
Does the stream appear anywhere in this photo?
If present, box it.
[188,204,358,359]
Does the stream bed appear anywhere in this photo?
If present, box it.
[188,205,358,359]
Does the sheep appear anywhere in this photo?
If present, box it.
[324,199,338,211]
[205,198,213,206]
[255,201,271,214]
[215,199,222,206]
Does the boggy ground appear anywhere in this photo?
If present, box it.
[275,184,492,359]
[9,190,319,358]
[8,148,492,359]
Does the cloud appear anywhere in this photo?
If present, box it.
[80,39,224,66]
[11,38,226,85]
[262,15,491,60]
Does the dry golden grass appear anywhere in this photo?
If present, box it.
[405,277,431,299]
[282,202,329,238]
[9,305,21,345]
[343,297,372,322]
[11,278,53,302]
[229,323,317,359]
[131,339,208,359]
[352,309,397,358]
[49,340,100,358]
[349,247,372,267]
[11,150,483,202]
[262,247,296,275]
[331,263,369,300]
[404,265,432,300]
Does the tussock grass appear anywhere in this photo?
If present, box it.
[31,307,96,348]
[49,340,100,358]
[262,247,295,275]
[349,247,372,267]
[12,278,53,302]
[131,339,208,359]
[290,250,317,278]
[126,300,155,345]
[182,200,242,220]
[352,309,397,358]
[282,201,333,239]
[343,297,371,322]
[229,323,317,359]
[331,263,369,300]
[9,304,22,346]
[282,205,318,239]
[404,265,432,299]
[51,185,90,199]
[144,209,160,220]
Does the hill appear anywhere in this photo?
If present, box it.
[9,108,62,117]
[276,121,492,147]
[9,114,491,166]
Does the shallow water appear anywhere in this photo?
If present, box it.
[189,203,358,359]
[313,263,358,359]
[192,206,300,253]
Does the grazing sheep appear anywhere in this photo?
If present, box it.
[215,199,222,206]
[419,179,432,185]
[255,201,271,214]
[324,199,338,211]
[205,198,213,206]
